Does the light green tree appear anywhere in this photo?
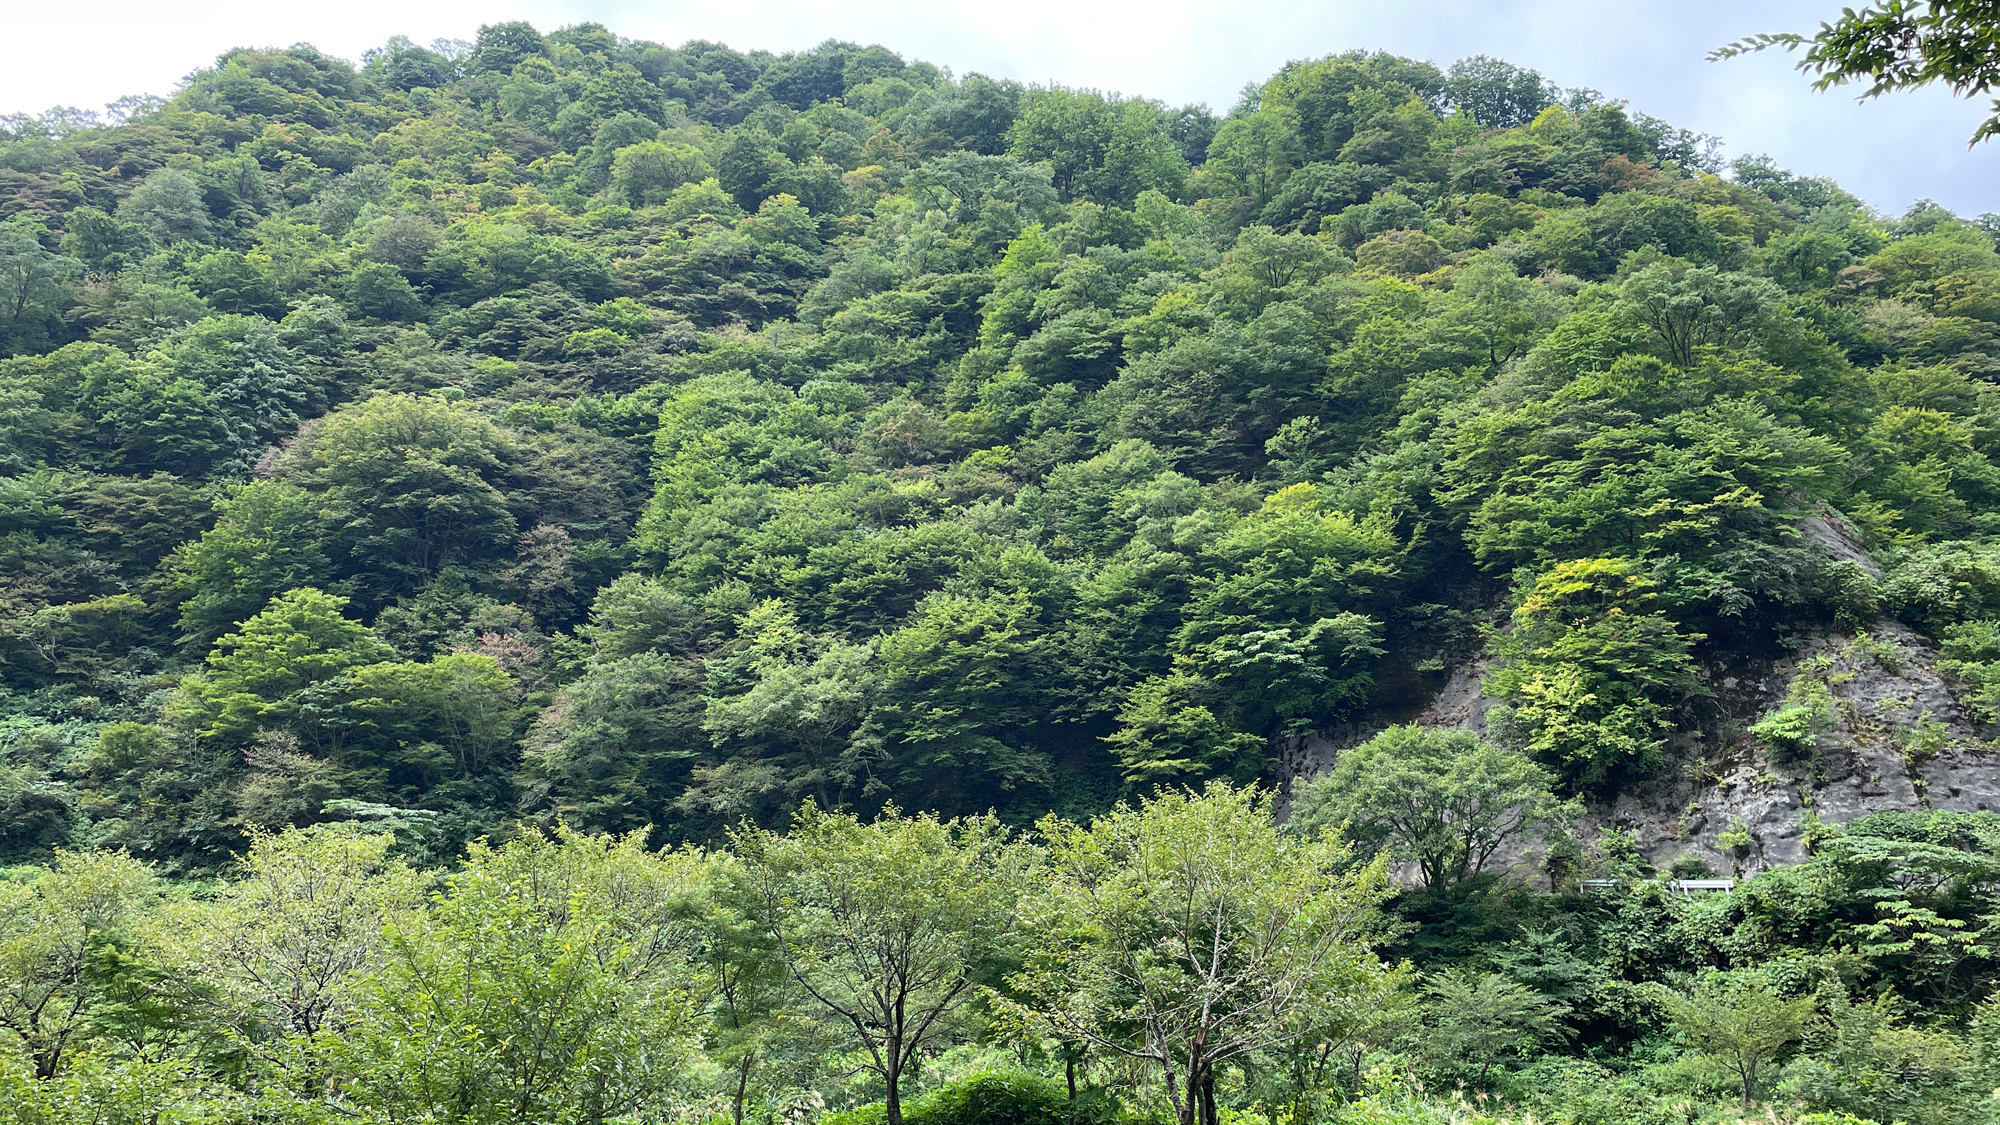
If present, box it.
[176,587,393,745]
[341,828,703,1125]
[584,573,715,660]
[1170,484,1400,745]
[736,805,1030,1125]
[1002,783,1397,1125]
[693,851,834,1125]
[1653,971,1815,1106]
[1428,253,1566,372]
[1485,558,1705,787]
[1103,668,1265,783]
[612,141,716,206]
[1424,970,1571,1085]
[171,481,333,649]
[58,208,154,274]
[1780,993,1981,1125]
[1226,226,1342,290]
[1288,725,1564,886]
[335,652,519,781]
[0,852,158,1078]
[168,824,420,1061]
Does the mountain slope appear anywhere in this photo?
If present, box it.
[2,26,1998,868]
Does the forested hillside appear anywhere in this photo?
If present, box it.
[5,25,2000,860]
[7,19,2000,1125]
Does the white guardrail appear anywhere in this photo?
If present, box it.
[1579,878,1736,894]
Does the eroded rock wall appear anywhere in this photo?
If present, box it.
[1298,621,2000,879]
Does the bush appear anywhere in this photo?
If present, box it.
[910,1071,1070,1125]
[1749,702,1830,761]
[1881,539,2000,632]
[1484,559,1705,788]
[828,1071,1077,1125]
[823,1107,889,1125]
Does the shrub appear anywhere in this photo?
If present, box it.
[827,1071,1076,1125]
[910,1070,1070,1125]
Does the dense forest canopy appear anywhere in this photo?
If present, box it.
[6,24,1999,861]
[4,20,2000,1125]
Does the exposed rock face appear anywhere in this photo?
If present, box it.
[1796,506,1882,579]
[1630,620,2000,877]
[1298,622,2000,879]
[1293,512,2000,877]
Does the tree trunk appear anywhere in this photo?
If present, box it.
[1180,1060,1214,1125]
[885,1028,905,1125]
[733,1055,752,1125]
[1065,1055,1076,1123]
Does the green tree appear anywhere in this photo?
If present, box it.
[342,829,702,1125]
[1717,2,2000,145]
[1619,263,1787,367]
[0,218,79,355]
[286,393,519,601]
[1103,669,1264,783]
[0,851,158,1078]
[184,250,284,317]
[1288,725,1563,887]
[1423,970,1571,1085]
[178,587,393,745]
[736,805,1029,1125]
[172,481,334,649]
[718,127,790,210]
[1202,111,1303,219]
[1428,253,1567,371]
[583,573,715,661]
[1444,56,1557,127]
[118,167,213,245]
[869,590,1059,800]
[520,652,709,834]
[1780,993,1981,1125]
[1653,971,1815,1107]
[180,824,420,1045]
[1226,226,1343,290]
[693,852,829,1125]
[149,314,315,463]
[612,141,716,207]
[344,260,426,322]
[1008,88,1188,205]
[1172,484,1399,740]
[703,601,877,814]
[333,653,519,793]
[1003,783,1397,1125]
[1486,558,1706,787]
[58,209,153,275]
[4,594,149,683]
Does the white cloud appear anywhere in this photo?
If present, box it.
[4,0,1995,216]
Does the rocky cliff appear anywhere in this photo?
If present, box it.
[1297,518,2000,879]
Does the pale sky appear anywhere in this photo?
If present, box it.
[6,0,1997,218]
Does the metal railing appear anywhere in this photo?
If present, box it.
[1578,877,1736,894]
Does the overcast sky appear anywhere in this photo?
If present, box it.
[7,0,1997,218]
